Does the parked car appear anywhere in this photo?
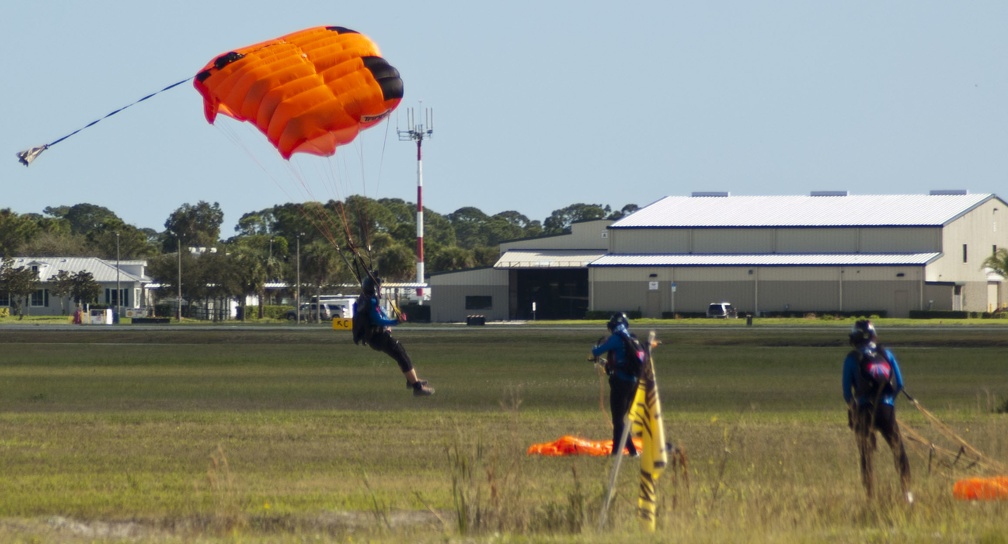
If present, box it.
[706,302,738,318]
[285,302,349,322]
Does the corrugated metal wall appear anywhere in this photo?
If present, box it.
[500,220,612,252]
[590,265,926,317]
[612,226,943,255]
[429,268,509,322]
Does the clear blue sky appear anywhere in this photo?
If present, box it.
[3,1,1006,233]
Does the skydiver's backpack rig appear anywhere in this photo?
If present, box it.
[606,332,646,378]
[352,295,372,345]
[854,345,896,400]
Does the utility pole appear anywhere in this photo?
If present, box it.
[115,232,121,323]
[296,233,302,324]
[176,238,182,321]
[398,107,433,303]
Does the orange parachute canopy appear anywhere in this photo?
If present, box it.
[953,476,1008,501]
[193,26,404,159]
[527,435,644,457]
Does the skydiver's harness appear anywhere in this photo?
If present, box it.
[604,332,645,383]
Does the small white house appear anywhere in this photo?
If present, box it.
[3,256,152,317]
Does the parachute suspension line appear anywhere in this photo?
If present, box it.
[279,158,346,253]
[370,115,396,197]
[902,393,1008,474]
[335,200,402,320]
[17,76,194,166]
[209,122,347,258]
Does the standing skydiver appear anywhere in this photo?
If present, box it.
[590,312,644,457]
[842,319,912,503]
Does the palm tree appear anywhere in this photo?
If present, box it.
[982,248,1008,313]
[981,248,1008,278]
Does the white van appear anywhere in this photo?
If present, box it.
[287,302,351,321]
[706,302,738,319]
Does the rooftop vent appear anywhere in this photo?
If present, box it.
[810,190,848,197]
[691,191,729,197]
[929,189,968,196]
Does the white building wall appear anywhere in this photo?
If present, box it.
[925,198,1008,312]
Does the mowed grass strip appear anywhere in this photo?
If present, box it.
[0,325,1004,542]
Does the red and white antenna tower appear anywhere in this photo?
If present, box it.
[397,107,433,301]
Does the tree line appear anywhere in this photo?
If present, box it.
[0,199,640,318]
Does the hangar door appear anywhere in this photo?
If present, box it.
[510,269,589,320]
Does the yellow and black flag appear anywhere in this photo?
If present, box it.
[629,331,668,531]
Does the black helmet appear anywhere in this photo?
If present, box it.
[361,275,382,296]
[849,319,877,346]
[607,312,629,332]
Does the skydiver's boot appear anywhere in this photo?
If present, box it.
[409,379,434,396]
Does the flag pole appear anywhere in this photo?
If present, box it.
[598,411,634,529]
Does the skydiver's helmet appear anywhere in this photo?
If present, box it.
[607,312,629,333]
[849,319,877,348]
[361,275,382,297]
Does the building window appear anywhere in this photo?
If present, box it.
[963,244,968,263]
[30,289,49,307]
[0,292,9,307]
[465,295,493,310]
[105,288,129,307]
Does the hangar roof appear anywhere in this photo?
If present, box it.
[494,249,607,269]
[613,193,998,228]
[589,253,941,267]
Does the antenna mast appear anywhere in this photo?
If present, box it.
[397,106,433,302]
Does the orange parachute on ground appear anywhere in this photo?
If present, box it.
[953,476,1008,500]
[527,435,644,457]
[193,26,404,159]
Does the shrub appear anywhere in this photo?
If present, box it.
[996,397,1008,414]
[909,310,969,319]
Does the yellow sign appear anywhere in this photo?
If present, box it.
[331,318,352,330]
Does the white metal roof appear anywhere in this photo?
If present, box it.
[611,193,998,228]
[11,257,149,283]
[494,249,608,269]
[589,253,941,267]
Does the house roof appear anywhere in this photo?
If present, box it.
[494,249,608,269]
[611,193,999,228]
[589,253,942,267]
[11,257,150,283]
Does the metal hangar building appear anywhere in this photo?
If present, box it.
[429,191,1007,321]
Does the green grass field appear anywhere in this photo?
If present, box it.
[0,323,1005,543]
